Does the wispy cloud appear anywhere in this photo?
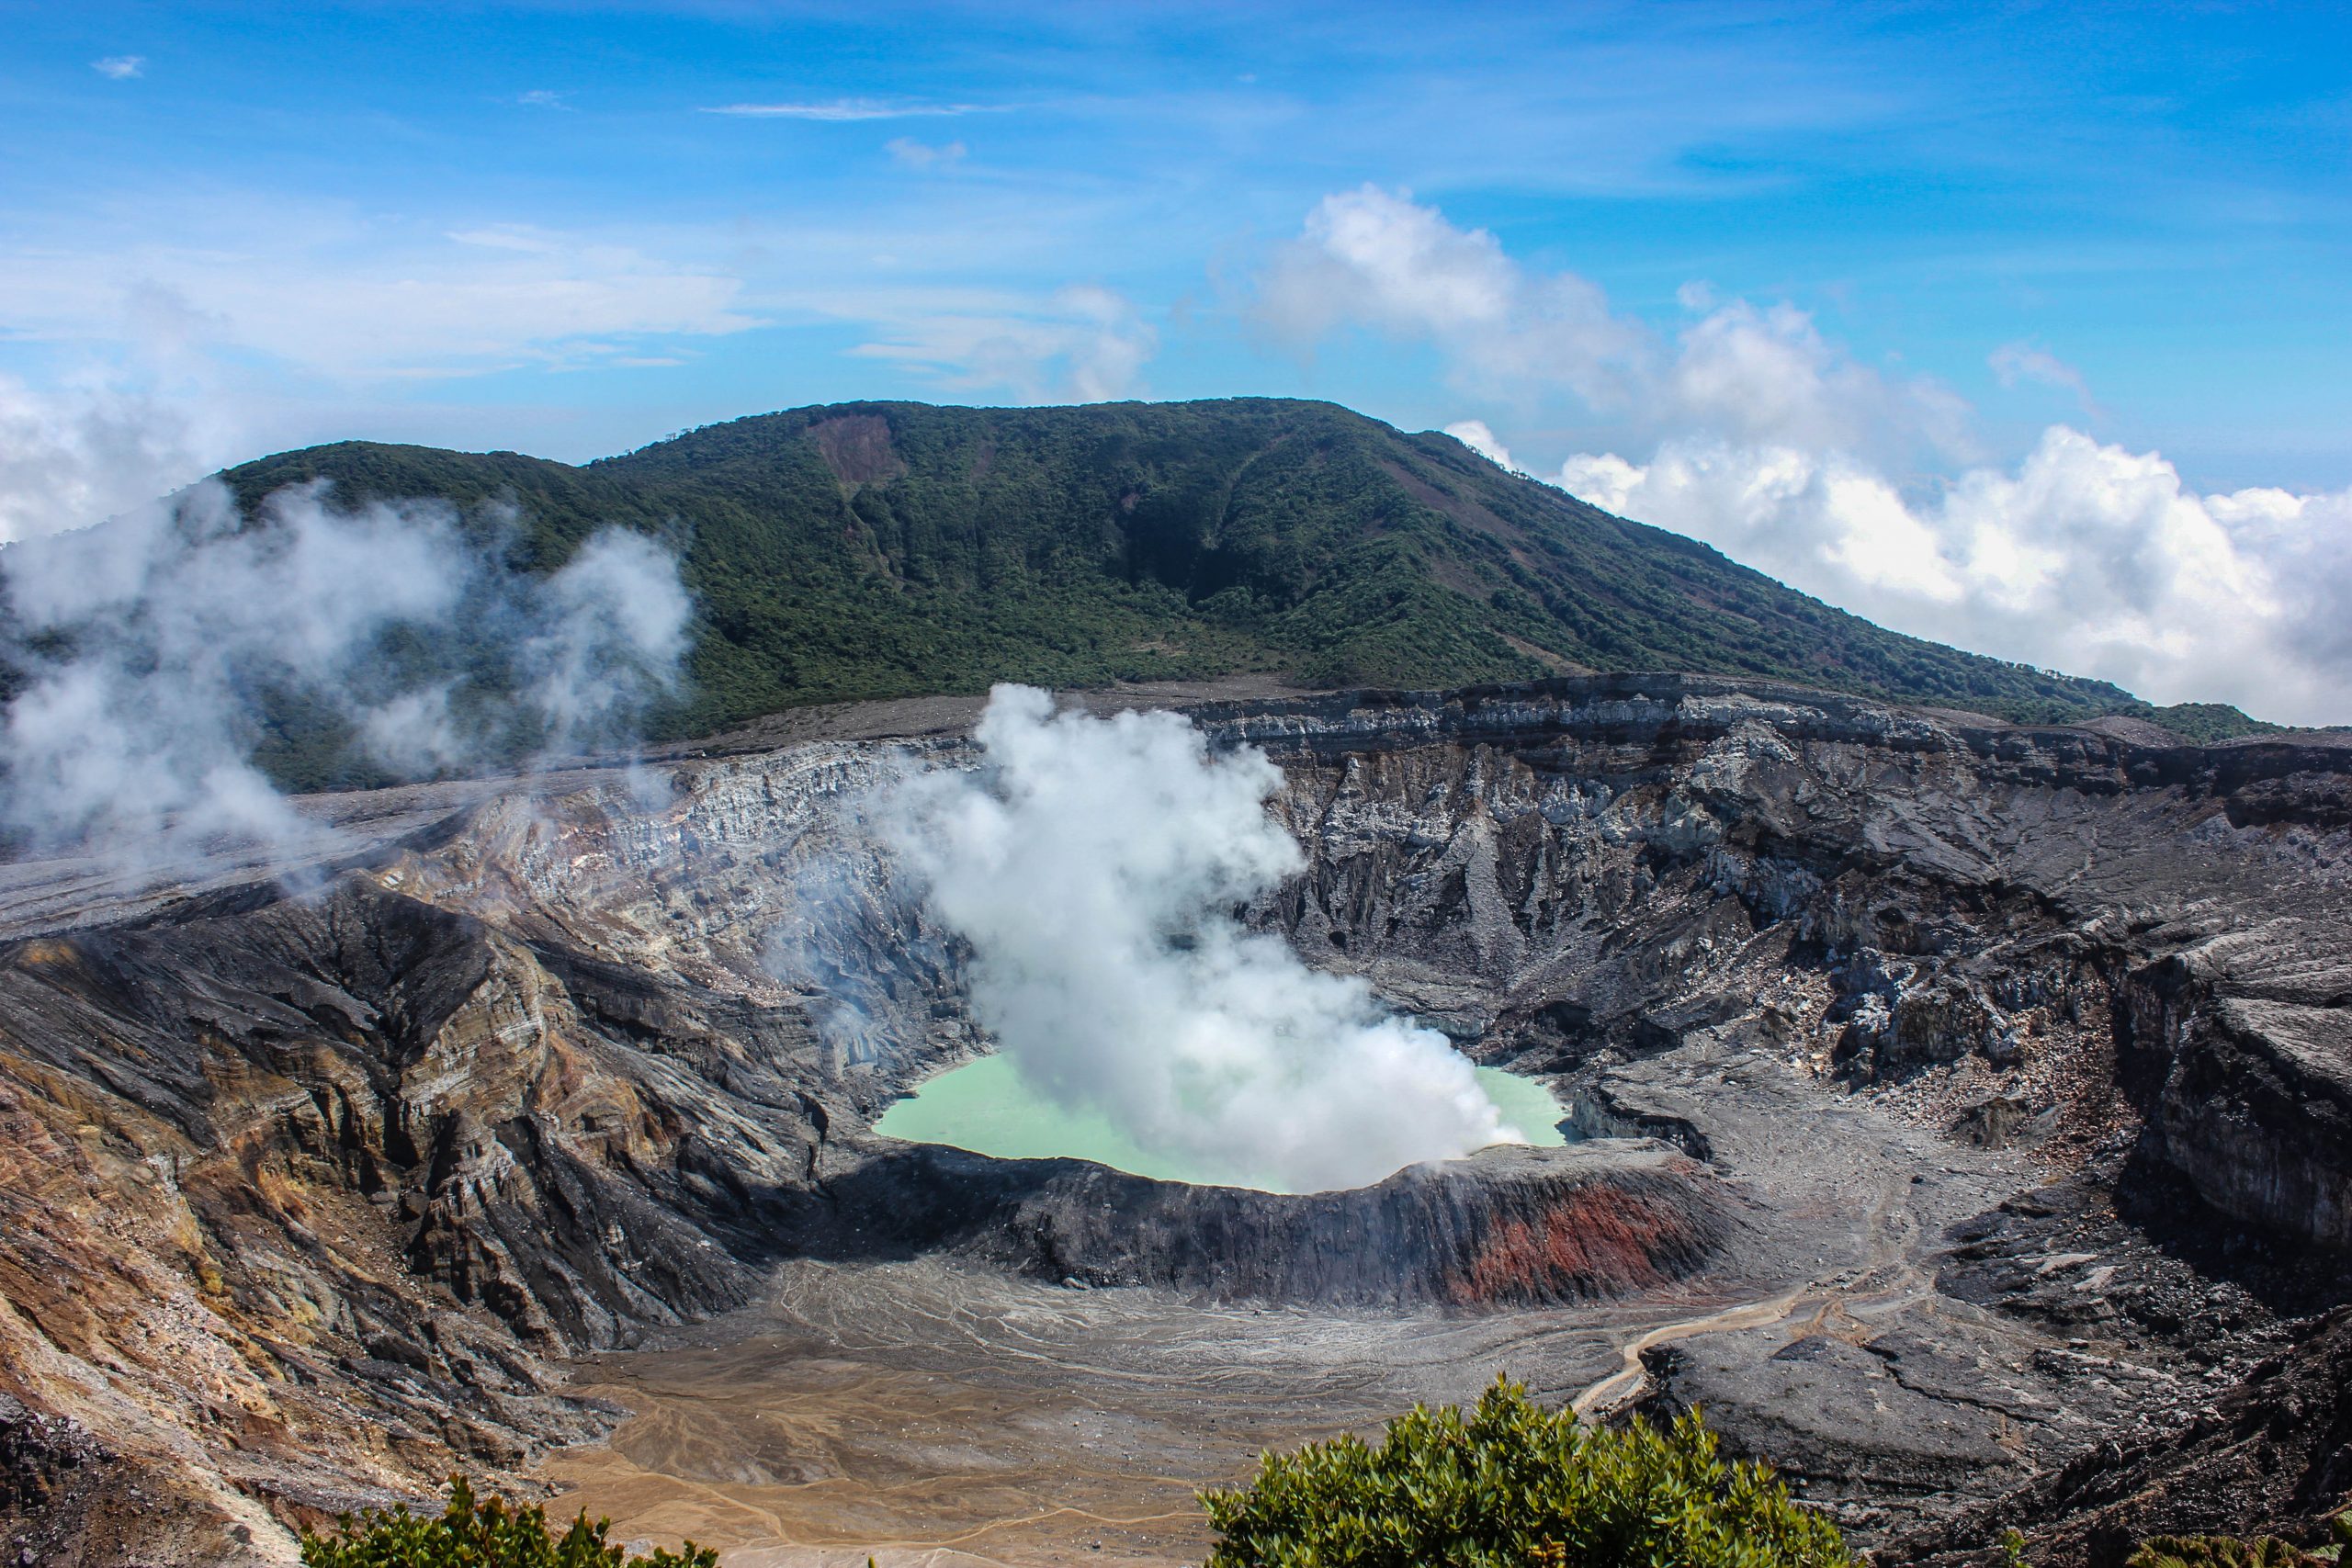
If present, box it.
[516,88,569,109]
[92,55,145,80]
[1990,340,2106,422]
[0,207,757,380]
[886,136,967,170]
[446,225,561,253]
[702,98,984,121]
[1257,185,1963,465]
[850,285,1155,403]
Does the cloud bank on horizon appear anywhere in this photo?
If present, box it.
[1264,187,2352,727]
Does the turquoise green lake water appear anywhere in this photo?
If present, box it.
[873,1055,1568,1192]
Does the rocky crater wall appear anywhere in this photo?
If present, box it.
[1205,678,2352,1265]
[2113,937,2352,1250]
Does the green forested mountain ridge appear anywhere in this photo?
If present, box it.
[217,397,2272,764]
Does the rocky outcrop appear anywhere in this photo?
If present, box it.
[907,1141,1736,1308]
[2111,936,2352,1251]
[1899,1307,2352,1566]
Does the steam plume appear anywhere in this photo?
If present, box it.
[0,478,690,874]
[882,684,1521,1192]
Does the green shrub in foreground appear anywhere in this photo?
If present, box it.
[2126,1540,2321,1568]
[1199,1375,1857,1568]
[2124,1512,2352,1568]
[299,1476,717,1568]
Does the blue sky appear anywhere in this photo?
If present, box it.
[5,2,2351,718]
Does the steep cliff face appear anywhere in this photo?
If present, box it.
[0,874,819,1557]
[0,675,2346,1561]
[2112,940,2352,1250]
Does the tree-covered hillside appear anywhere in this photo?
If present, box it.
[215,397,2271,758]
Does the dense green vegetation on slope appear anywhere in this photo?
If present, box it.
[212,398,2276,773]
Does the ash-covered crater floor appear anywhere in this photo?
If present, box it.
[537,1033,2041,1566]
[3,674,2350,1565]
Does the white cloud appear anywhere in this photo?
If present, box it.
[702,99,982,121]
[1267,186,2352,726]
[886,137,967,170]
[1442,419,1515,470]
[1560,429,2352,724]
[851,284,1156,403]
[516,89,568,109]
[1259,186,1653,412]
[92,56,144,80]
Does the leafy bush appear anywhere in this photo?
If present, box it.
[300,1476,716,1568]
[2127,1540,2322,1568]
[2126,1512,2352,1568]
[1199,1375,1856,1568]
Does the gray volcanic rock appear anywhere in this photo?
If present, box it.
[784,1137,1737,1309]
[1217,676,2352,1260]
[1,672,2349,1560]
[2117,939,2352,1249]
[1898,1306,2352,1566]
[1636,1326,2041,1514]
[950,1141,1736,1308]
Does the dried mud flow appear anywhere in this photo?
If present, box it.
[1,673,2349,1566]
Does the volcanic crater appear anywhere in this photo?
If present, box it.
[3,674,2350,1564]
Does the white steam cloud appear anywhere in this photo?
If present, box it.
[882,684,1521,1193]
[0,372,208,547]
[0,478,691,872]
